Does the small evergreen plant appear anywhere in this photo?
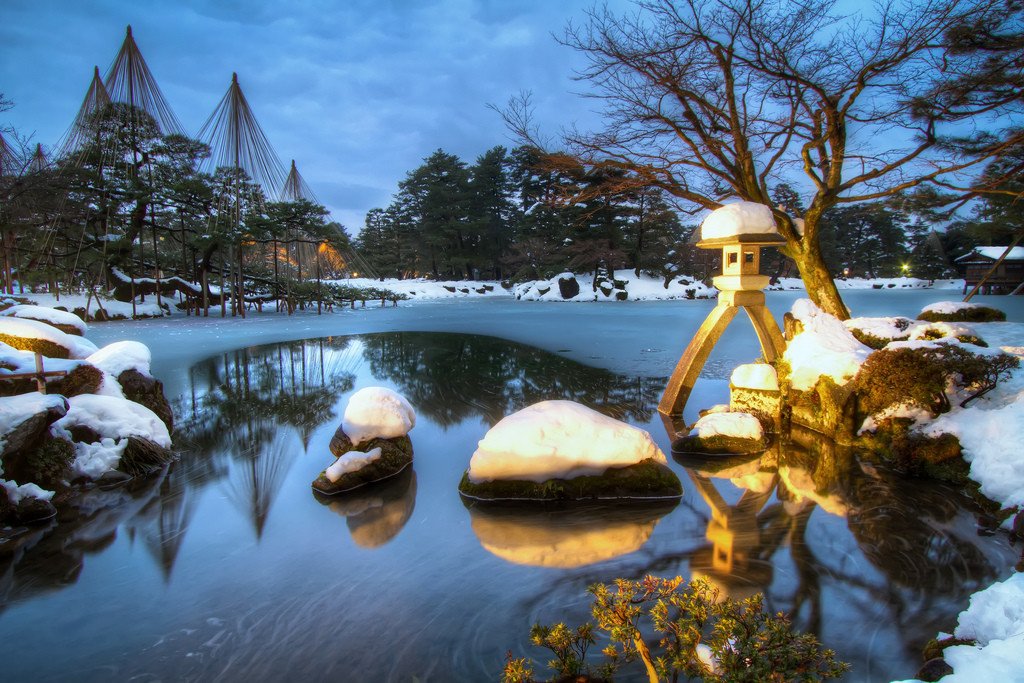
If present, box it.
[502,575,848,683]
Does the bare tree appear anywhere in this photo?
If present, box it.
[504,0,1024,318]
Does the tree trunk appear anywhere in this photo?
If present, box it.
[790,241,849,319]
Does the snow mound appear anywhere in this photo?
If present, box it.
[689,412,764,440]
[844,316,917,343]
[342,387,416,446]
[701,201,777,240]
[0,304,87,334]
[468,400,666,484]
[730,364,778,391]
[87,341,153,378]
[783,299,872,391]
[325,447,383,482]
[513,269,716,302]
[926,573,1024,682]
[0,316,98,358]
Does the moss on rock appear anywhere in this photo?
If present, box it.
[313,434,413,495]
[457,458,682,502]
[672,432,768,457]
[857,419,968,483]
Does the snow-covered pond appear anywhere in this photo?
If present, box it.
[2,291,1022,681]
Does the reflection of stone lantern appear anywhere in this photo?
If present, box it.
[659,202,787,423]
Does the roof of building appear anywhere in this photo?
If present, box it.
[954,246,1024,263]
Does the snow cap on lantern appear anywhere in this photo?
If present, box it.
[698,201,785,291]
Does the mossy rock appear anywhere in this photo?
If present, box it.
[117,369,174,432]
[457,458,682,502]
[672,433,769,457]
[313,435,413,495]
[557,274,580,299]
[0,333,70,359]
[917,306,1006,323]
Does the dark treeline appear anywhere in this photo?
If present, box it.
[0,98,378,316]
[357,145,1021,284]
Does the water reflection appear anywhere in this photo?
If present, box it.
[313,469,417,548]
[0,331,1018,683]
[467,502,677,568]
[361,332,663,425]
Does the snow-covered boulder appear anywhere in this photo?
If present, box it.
[0,393,71,492]
[50,394,172,480]
[0,304,87,336]
[339,386,415,446]
[701,201,778,240]
[467,503,672,568]
[673,411,768,457]
[459,400,681,502]
[729,363,782,428]
[844,316,918,349]
[314,387,416,495]
[0,316,98,359]
[87,342,171,430]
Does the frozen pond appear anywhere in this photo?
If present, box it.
[2,291,1022,681]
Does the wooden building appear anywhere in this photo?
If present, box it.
[955,246,1024,295]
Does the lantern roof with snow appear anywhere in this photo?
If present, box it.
[697,201,786,249]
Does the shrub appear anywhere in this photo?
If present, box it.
[917,305,1006,323]
[852,343,1020,418]
[504,576,848,683]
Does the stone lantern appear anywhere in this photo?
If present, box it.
[659,202,787,423]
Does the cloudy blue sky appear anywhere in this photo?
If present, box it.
[1,0,628,233]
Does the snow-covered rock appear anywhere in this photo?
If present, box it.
[467,400,667,484]
[514,269,716,302]
[0,304,87,335]
[0,393,68,453]
[784,299,872,391]
[701,201,778,240]
[341,387,416,446]
[0,316,98,359]
[690,412,764,441]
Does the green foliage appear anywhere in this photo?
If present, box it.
[917,306,1007,323]
[853,343,1020,418]
[506,575,848,682]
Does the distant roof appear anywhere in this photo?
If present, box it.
[955,246,1024,262]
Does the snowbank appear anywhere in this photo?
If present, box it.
[341,387,416,446]
[769,277,963,291]
[336,277,506,300]
[900,574,1024,683]
[18,292,167,319]
[783,299,873,391]
[921,301,996,316]
[0,304,87,334]
[514,270,716,302]
[701,201,777,240]
[468,400,666,483]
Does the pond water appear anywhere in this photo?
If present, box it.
[2,292,1024,679]
[2,292,1023,682]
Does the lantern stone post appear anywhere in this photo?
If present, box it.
[659,231,786,423]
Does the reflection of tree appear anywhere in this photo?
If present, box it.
[360,332,662,427]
